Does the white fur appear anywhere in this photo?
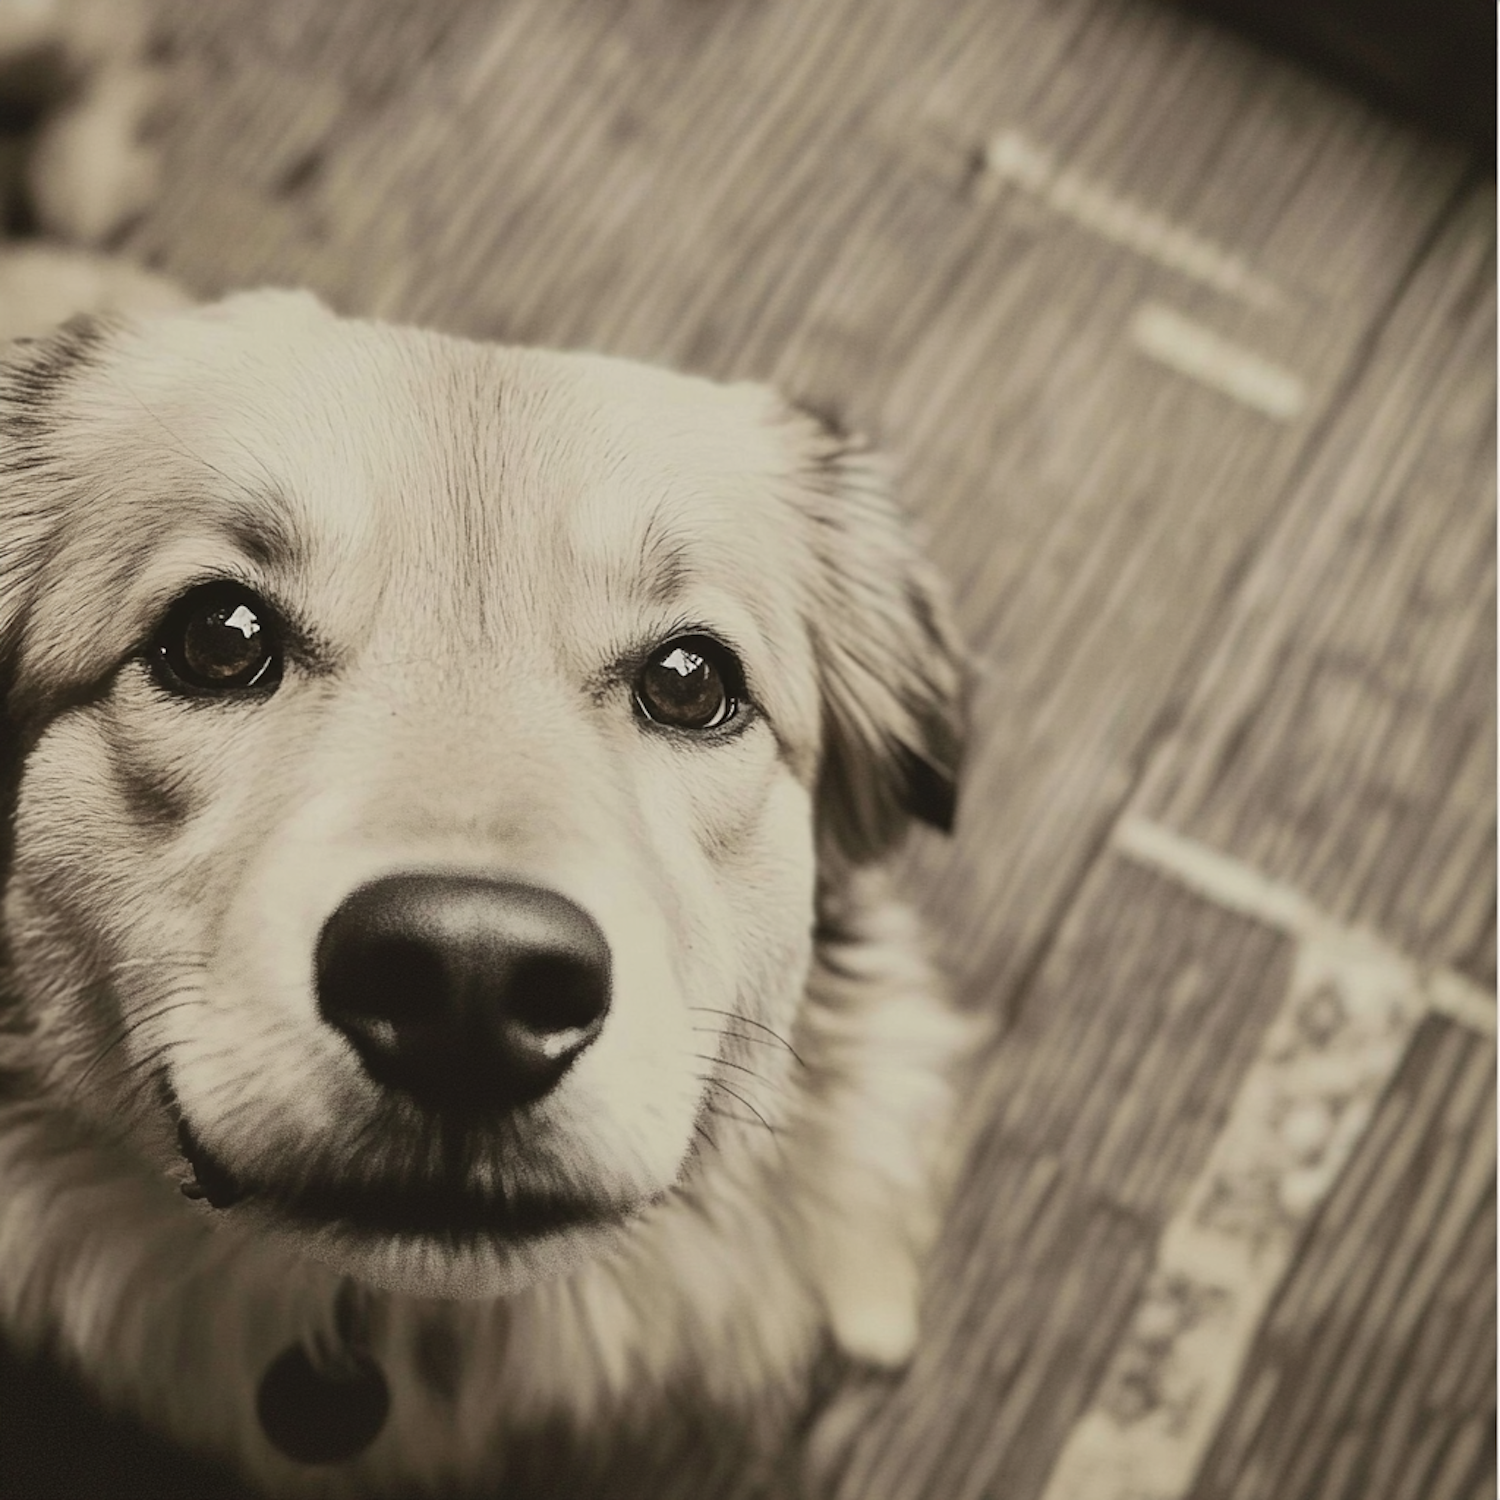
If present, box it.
[0,290,969,1494]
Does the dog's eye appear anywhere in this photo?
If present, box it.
[634,636,741,731]
[150,582,284,697]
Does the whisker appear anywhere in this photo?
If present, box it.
[703,1103,786,1149]
[691,1025,807,1067]
[72,992,207,1096]
[695,1071,770,1131]
[107,951,208,969]
[103,1038,182,1094]
[102,1062,173,1132]
[106,959,209,979]
[93,1037,200,1126]
[690,1051,773,1085]
[687,1008,805,1066]
[74,1038,168,1103]
[704,1080,777,1137]
[122,1059,177,1119]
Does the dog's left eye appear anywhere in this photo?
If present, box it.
[150,582,284,697]
[634,636,742,731]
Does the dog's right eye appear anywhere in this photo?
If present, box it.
[150,582,284,698]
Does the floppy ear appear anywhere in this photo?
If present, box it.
[0,312,126,887]
[788,405,969,863]
[0,312,114,675]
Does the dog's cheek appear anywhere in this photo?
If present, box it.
[639,739,818,1050]
[4,712,214,1108]
[8,697,295,1031]
[717,774,818,1031]
[659,729,809,875]
[94,688,206,828]
[11,709,186,939]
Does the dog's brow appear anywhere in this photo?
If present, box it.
[636,529,693,606]
[118,380,295,542]
[220,493,301,573]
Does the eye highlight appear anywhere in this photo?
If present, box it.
[149,581,284,698]
[633,635,743,732]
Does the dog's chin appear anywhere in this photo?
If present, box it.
[173,1114,641,1298]
[252,1204,627,1299]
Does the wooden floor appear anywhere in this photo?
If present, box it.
[113,0,1496,1494]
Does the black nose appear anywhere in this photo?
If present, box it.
[315,875,611,1112]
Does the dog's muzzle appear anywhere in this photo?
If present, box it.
[315,874,611,1113]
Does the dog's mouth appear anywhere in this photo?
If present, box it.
[172,1106,625,1244]
[176,1114,246,1209]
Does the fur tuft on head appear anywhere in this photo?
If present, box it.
[785,404,969,864]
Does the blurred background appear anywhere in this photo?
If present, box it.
[2,0,1493,1495]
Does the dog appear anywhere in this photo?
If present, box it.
[0,286,970,1494]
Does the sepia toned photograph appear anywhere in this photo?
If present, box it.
[0,0,1492,1496]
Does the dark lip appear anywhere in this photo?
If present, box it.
[176,1113,247,1209]
[170,1097,624,1243]
[261,1176,615,1241]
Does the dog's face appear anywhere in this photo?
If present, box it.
[0,292,962,1298]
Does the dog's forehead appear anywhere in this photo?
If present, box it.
[13,299,820,712]
[172,309,781,538]
[101,302,798,524]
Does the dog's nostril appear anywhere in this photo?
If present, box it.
[329,938,447,1027]
[507,952,610,1036]
[315,875,611,1112]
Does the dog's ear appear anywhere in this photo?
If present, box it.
[0,312,119,882]
[787,404,969,863]
[0,312,115,680]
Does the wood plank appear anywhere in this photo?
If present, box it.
[1135,184,1496,986]
[1185,1015,1495,1500]
[821,854,1294,1500]
[1035,854,1470,1500]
